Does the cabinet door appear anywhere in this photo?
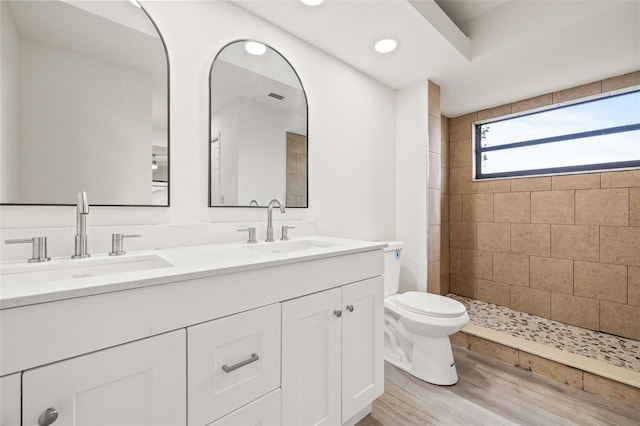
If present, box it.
[1,373,20,426]
[342,277,384,423]
[23,330,186,426]
[282,288,341,426]
[208,389,281,426]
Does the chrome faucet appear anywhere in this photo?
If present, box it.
[266,198,285,242]
[71,191,90,258]
[249,199,261,207]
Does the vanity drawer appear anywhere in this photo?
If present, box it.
[188,303,281,425]
[208,389,281,426]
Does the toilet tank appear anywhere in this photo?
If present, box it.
[381,241,403,297]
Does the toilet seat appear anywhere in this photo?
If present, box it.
[395,292,466,318]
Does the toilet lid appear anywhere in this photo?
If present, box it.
[395,292,466,318]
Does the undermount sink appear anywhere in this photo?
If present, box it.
[0,254,173,287]
[243,239,340,254]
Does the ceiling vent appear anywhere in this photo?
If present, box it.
[268,92,284,100]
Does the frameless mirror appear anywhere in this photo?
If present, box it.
[0,0,169,206]
[209,40,308,208]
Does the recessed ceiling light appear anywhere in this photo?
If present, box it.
[374,38,398,54]
[245,41,266,55]
[301,0,325,6]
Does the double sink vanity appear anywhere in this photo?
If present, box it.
[0,234,385,426]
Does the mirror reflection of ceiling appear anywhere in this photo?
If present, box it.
[212,46,307,135]
[7,0,167,134]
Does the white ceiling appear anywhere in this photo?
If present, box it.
[231,0,640,117]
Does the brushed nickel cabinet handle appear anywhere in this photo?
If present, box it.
[346,305,354,312]
[38,407,58,426]
[334,310,342,318]
[222,353,259,373]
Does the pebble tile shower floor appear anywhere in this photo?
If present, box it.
[448,294,640,373]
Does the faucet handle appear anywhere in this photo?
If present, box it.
[280,225,296,241]
[238,227,257,244]
[5,237,51,262]
[109,234,141,256]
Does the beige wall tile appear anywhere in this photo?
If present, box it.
[600,226,640,266]
[450,167,476,194]
[574,261,627,304]
[450,112,477,142]
[518,352,583,388]
[441,247,450,275]
[469,336,518,366]
[450,194,462,221]
[575,188,629,226]
[450,274,476,298]
[629,266,640,306]
[551,293,599,330]
[494,192,530,223]
[428,114,442,155]
[461,249,493,280]
[450,221,476,250]
[531,190,574,224]
[441,221,450,249]
[511,286,551,318]
[511,223,550,257]
[493,252,529,286]
[601,71,640,92]
[440,272,450,295]
[441,194,450,222]
[600,301,640,340]
[476,179,510,193]
[450,140,472,168]
[476,279,511,307]
[584,372,640,410]
[450,331,469,348]
[601,170,640,188]
[530,256,573,295]
[441,116,450,166]
[428,225,441,262]
[442,166,450,195]
[510,177,551,192]
[552,81,601,103]
[450,248,461,275]
[477,104,512,121]
[511,94,553,114]
[428,80,441,118]
[428,261,441,294]
[462,193,494,222]
[428,189,441,225]
[428,154,441,190]
[551,225,599,262]
[551,173,600,190]
[477,222,510,252]
[631,188,640,226]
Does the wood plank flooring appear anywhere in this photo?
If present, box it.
[358,346,640,425]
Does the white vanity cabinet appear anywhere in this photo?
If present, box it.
[281,276,384,426]
[22,330,186,426]
[188,304,281,425]
[1,373,21,426]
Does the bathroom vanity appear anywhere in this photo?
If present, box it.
[0,237,384,426]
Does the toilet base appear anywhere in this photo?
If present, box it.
[384,335,459,386]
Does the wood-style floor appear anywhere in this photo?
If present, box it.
[358,346,640,426]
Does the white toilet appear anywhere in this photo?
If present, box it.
[382,241,469,385]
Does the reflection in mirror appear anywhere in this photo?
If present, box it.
[209,40,308,208]
[0,0,169,206]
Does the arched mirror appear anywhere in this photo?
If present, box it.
[209,40,308,208]
[0,0,169,206]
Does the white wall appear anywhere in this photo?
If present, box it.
[395,83,428,293]
[0,1,20,203]
[0,1,396,245]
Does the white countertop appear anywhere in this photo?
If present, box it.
[0,236,386,309]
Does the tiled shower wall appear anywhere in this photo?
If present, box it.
[445,71,640,341]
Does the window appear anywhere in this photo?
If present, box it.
[475,90,640,179]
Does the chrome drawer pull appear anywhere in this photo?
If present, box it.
[222,353,259,373]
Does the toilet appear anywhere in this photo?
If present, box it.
[382,241,469,385]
